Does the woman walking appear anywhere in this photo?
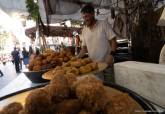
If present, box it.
[22,47,29,68]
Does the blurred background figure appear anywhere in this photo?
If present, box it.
[29,46,34,56]
[0,69,3,77]
[11,47,20,73]
[60,42,65,51]
[22,47,29,68]
[75,34,81,55]
[18,48,23,70]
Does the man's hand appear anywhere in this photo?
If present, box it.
[77,46,87,58]
[105,54,114,66]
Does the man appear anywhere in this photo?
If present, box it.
[78,4,117,82]
[11,47,20,73]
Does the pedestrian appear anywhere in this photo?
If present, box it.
[75,34,81,55]
[0,70,3,77]
[29,46,34,56]
[11,47,20,73]
[22,47,29,68]
[18,48,23,70]
[78,4,117,83]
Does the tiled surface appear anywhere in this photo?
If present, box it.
[0,62,48,98]
[0,62,30,89]
[0,75,47,98]
[0,62,19,89]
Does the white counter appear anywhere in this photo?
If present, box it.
[114,61,165,108]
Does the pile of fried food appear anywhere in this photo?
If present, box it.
[0,75,143,114]
[44,57,99,79]
[28,49,72,71]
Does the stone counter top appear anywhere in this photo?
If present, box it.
[114,61,165,108]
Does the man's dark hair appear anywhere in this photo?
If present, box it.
[81,4,95,13]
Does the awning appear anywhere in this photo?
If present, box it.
[25,26,82,38]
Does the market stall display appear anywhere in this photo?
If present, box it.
[42,57,108,80]
[28,49,72,71]
[0,75,157,114]
[24,49,73,83]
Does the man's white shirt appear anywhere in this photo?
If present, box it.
[82,20,116,62]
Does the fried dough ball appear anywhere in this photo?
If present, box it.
[88,62,98,70]
[18,110,25,114]
[66,67,79,75]
[63,56,70,62]
[70,57,78,61]
[50,60,56,64]
[53,69,66,76]
[79,65,92,74]
[71,75,102,91]
[47,83,69,103]
[46,56,52,63]
[105,93,138,114]
[58,53,65,58]
[71,76,105,112]
[50,72,67,85]
[71,61,82,68]
[28,65,33,71]
[80,59,87,66]
[76,83,108,112]
[63,66,72,71]
[0,102,23,114]
[28,59,34,66]
[53,66,62,71]
[42,59,47,65]
[58,58,64,63]
[68,55,74,59]
[33,60,42,66]
[54,52,59,56]
[54,60,62,66]
[32,65,41,71]
[78,110,95,114]
[52,99,82,114]
[24,88,51,114]
[35,55,43,61]
[64,73,77,88]
[43,70,54,80]
[42,53,49,58]
[83,58,92,64]
[62,62,71,67]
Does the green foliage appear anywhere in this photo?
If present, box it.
[25,0,39,21]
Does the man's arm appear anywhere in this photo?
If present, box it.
[106,37,117,66]
[159,44,165,64]
[109,37,117,53]
[77,46,88,58]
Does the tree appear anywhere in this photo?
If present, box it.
[25,0,39,21]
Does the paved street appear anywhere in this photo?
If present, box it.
[0,62,26,89]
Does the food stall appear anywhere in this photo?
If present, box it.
[0,0,165,114]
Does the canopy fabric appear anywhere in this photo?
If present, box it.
[38,0,125,23]
[25,26,82,37]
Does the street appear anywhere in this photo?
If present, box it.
[0,62,26,89]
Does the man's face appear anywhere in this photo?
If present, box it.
[82,12,95,27]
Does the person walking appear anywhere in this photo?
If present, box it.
[11,47,20,73]
[18,48,23,70]
[22,47,29,68]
